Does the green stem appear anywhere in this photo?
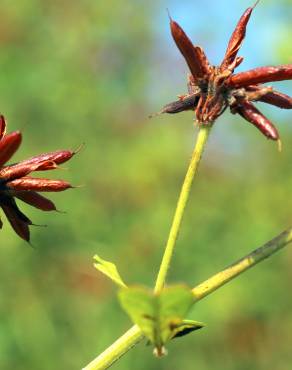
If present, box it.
[82,325,143,370]
[82,226,292,370]
[154,126,212,293]
[192,227,292,300]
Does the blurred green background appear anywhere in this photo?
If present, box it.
[0,0,291,369]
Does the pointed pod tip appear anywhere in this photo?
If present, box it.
[73,143,85,155]
[27,240,36,248]
[252,0,260,10]
[31,223,48,228]
[55,209,66,214]
[166,8,172,22]
[72,184,85,189]
[148,111,163,119]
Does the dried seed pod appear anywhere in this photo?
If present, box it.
[246,86,292,109]
[234,101,279,140]
[0,197,32,241]
[0,115,6,141]
[228,65,292,87]
[8,177,72,192]
[158,3,291,147]
[21,150,75,169]
[221,4,256,70]
[0,160,55,182]
[0,115,76,241]
[160,94,200,114]
[170,19,211,80]
[15,191,57,211]
[0,131,22,167]
[258,91,292,109]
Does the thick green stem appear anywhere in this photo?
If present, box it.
[154,126,211,293]
[192,227,292,300]
[82,227,292,370]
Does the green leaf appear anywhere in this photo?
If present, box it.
[171,319,205,339]
[118,284,194,355]
[93,255,127,288]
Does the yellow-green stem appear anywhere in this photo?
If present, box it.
[82,226,292,370]
[192,227,292,300]
[82,325,143,370]
[154,126,211,293]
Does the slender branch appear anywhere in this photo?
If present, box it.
[192,227,292,300]
[154,126,212,293]
[82,325,143,370]
[82,226,292,370]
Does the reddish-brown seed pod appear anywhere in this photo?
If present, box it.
[228,65,292,87]
[0,115,6,141]
[258,91,292,109]
[0,160,54,182]
[220,5,255,70]
[20,150,75,170]
[0,198,32,241]
[159,93,200,114]
[170,19,211,80]
[235,101,279,140]
[15,191,57,211]
[0,131,22,167]
[1,205,30,241]
[246,86,292,109]
[8,177,72,192]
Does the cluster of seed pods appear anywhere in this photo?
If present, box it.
[0,115,75,242]
[159,3,292,142]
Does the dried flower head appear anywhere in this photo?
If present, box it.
[0,115,76,242]
[158,3,292,143]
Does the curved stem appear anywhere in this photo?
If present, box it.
[154,126,212,293]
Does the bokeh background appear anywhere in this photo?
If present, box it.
[0,0,291,369]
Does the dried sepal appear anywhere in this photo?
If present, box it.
[0,131,22,167]
[229,65,292,87]
[233,100,279,140]
[170,19,211,81]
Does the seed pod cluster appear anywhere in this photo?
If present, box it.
[158,3,292,142]
[0,117,76,242]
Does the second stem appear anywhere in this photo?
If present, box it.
[154,125,212,293]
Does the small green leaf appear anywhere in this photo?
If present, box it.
[93,255,127,288]
[171,319,205,339]
[118,284,194,355]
